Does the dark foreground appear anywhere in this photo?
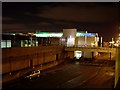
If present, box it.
[2,60,115,89]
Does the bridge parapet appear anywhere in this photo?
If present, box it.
[65,46,116,53]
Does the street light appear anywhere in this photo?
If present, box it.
[100,37,102,47]
[111,38,114,48]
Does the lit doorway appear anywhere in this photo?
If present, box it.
[74,51,82,59]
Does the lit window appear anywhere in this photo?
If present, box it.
[6,40,11,48]
[1,40,6,48]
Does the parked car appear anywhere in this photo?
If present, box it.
[20,70,41,80]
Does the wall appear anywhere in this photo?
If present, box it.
[84,52,92,58]
[76,37,85,46]
[115,48,120,88]
[67,51,74,59]
[75,36,96,47]
[2,45,64,74]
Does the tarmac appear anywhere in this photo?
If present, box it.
[2,59,116,89]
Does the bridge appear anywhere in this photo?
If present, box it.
[65,46,120,88]
[65,46,116,53]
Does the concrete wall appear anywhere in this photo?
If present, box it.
[67,51,74,59]
[83,52,98,59]
[66,51,98,59]
[115,48,120,88]
[84,52,92,58]
[2,45,64,74]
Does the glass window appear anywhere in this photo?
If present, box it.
[1,40,6,48]
[6,40,11,48]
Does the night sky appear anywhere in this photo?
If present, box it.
[2,2,120,41]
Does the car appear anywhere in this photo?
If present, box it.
[20,70,41,80]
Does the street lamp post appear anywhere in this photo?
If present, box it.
[100,37,102,47]
[112,38,114,48]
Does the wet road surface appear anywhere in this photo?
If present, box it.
[2,60,115,89]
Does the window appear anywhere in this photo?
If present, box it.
[1,40,11,48]
[6,40,11,48]
[1,40,6,48]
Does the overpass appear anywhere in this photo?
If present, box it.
[65,47,116,53]
[65,46,120,88]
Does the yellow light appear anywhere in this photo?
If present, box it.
[114,43,119,47]
[91,43,95,46]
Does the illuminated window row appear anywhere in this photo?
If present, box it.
[1,40,11,48]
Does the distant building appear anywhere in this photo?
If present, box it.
[1,29,99,48]
[35,29,99,48]
[1,29,99,59]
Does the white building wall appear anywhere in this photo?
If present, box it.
[63,29,77,47]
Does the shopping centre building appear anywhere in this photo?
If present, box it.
[2,29,99,59]
[2,29,99,47]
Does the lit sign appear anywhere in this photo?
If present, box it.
[34,32,63,37]
[34,32,96,37]
[76,32,95,37]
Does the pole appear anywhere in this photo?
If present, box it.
[112,38,114,48]
[101,37,102,47]
[85,31,87,47]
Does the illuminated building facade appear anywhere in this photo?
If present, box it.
[1,29,99,48]
[1,29,99,59]
[34,29,99,48]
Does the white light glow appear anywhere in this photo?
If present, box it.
[67,37,75,47]
[34,33,63,37]
[60,38,66,42]
[74,51,82,59]
[91,43,95,47]
[114,43,119,47]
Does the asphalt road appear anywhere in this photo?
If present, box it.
[2,60,115,89]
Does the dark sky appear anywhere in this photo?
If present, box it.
[2,2,120,41]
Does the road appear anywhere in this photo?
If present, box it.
[2,60,115,89]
